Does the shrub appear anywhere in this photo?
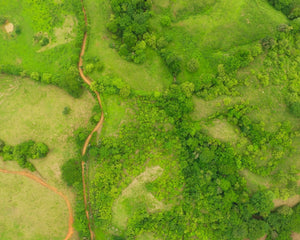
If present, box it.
[40,37,49,46]
[41,73,52,83]
[187,58,199,72]
[85,63,95,73]
[30,142,49,159]
[261,36,276,50]
[0,139,5,152]
[61,158,82,186]
[63,106,71,115]
[30,72,40,81]
[289,101,300,117]
[15,25,22,35]
[160,16,171,27]
[0,16,7,24]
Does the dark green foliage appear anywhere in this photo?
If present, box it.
[0,16,7,24]
[160,50,182,76]
[268,0,296,16]
[106,0,152,63]
[61,158,82,186]
[291,204,300,232]
[289,101,300,117]
[250,191,274,217]
[0,139,5,152]
[40,37,49,46]
[160,15,171,27]
[247,219,269,240]
[30,142,49,159]
[15,25,22,35]
[63,106,71,115]
[0,140,48,171]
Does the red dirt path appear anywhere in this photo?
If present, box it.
[0,168,74,240]
[78,1,104,240]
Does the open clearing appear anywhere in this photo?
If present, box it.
[0,173,67,240]
[0,75,95,239]
[112,166,167,230]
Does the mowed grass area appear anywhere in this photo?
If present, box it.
[83,0,172,92]
[0,173,68,240]
[0,75,95,239]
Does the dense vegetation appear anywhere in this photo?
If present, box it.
[0,139,49,171]
[61,0,300,239]
[1,0,300,239]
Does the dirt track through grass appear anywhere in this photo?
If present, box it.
[78,1,104,239]
[0,168,74,240]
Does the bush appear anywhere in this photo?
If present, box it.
[85,63,94,74]
[30,142,49,159]
[41,73,52,83]
[30,72,40,81]
[160,16,171,27]
[61,158,82,186]
[40,37,49,46]
[63,106,71,115]
[0,139,5,152]
[289,101,300,117]
[187,58,199,72]
[0,16,7,24]
[15,25,22,35]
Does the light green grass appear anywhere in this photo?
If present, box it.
[112,166,167,230]
[0,75,95,239]
[0,0,79,76]
[151,0,288,82]
[0,173,68,240]
[204,119,239,143]
[84,0,172,92]
[101,96,132,137]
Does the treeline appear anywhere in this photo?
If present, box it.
[268,0,300,19]
[0,139,49,171]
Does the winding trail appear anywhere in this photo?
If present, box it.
[0,168,74,240]
[78,1,104,240]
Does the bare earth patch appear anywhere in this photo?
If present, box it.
[4,22,14,33]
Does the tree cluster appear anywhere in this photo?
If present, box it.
[0,139,49,171]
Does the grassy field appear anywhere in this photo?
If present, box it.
[151,0,288,83]
[83,0,172,92]
[0,173,68,240]
[0,75,95,239]
[0,0,81,93]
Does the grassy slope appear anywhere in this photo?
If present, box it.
[152,0,288,82]
[83,0,172,92]
[0,75,95,239]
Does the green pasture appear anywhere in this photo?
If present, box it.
[0,0,79,78]
[0,173,68,240]
[83,0,172,92]
[151,0,288,82]
[0,75,95,239]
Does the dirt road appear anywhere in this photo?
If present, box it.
[0,168,74,240]
[78,1,104,239]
